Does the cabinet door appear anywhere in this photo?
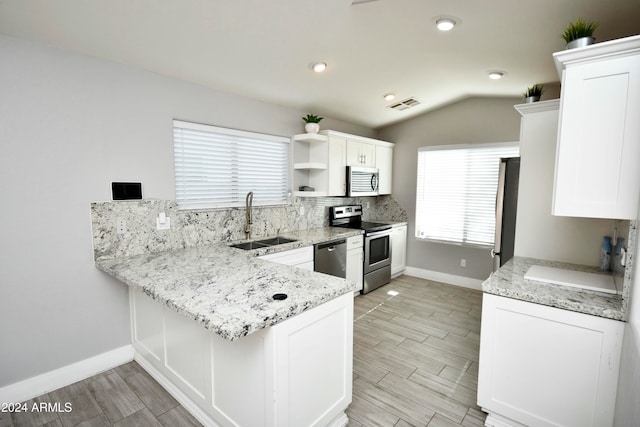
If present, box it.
[327,136,347,196]
[553,54,640,219]
[375,145,393,195]
[390,225,406,277]
[346,249,363,293]
[346,140,361,166]
[346,140,376,167]
[478,293,623,427]
[359,143,376,167]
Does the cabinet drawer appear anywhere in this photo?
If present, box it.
[259,246,313,266]
[347,235,363,251]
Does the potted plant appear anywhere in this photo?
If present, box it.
[523,84,544,103]
[302,114,323,134]
[562,18,598,49]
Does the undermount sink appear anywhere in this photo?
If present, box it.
[255,236,297,246]
[230,237,297,250]
[230,241,271,250]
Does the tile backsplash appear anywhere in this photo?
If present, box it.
[91,195,407,260]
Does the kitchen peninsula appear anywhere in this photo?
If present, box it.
[93,210,362,427]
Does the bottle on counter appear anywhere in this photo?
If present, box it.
[600,236,612,271]
[613,237,626,274]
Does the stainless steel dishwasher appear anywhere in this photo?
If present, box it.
[314,238,347,278]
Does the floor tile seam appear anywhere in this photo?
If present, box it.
[406,373,479,408]
[377,377,467,425]
[352,377,434,425]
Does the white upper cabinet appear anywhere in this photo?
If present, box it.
[291,133,346,197]
[292,130,395,197]
[375,145,393,195]
[346,140,376,167]
[552,35,640,219]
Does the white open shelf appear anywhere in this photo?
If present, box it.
[293,162,327,170]
[292,133,328,144]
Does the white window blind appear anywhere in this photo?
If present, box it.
[415,143,519,247]
[173,120,290,210]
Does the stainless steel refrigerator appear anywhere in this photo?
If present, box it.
[492,157,520,272]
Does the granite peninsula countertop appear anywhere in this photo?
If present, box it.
[483,256,624,321]
[96,227,362,341]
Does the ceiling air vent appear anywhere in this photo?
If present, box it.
[388,97,421,111]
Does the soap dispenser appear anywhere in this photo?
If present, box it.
[600,236,612,271]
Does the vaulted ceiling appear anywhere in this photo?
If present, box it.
[1,0,639,128]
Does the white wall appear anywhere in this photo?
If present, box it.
[0,34,374,388]
[514,102,618,265]
[377,97,522,280]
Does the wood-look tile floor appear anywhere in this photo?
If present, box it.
[346,275,486,427]
[2,275,485,427]
[1,361,201,427]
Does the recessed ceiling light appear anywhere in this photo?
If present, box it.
[311,62,327,73]
[488,71,505,80]
[436,18,456,31]
[383,93,396,101]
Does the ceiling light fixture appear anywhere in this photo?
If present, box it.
[436,18,456,31]
[383,93,396,101]
[311,62,327,73]
[488,71,505,80]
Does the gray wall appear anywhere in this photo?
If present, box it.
[0,34,374,387]
[377,97,522,281]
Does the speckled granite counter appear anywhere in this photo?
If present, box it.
[96,227,362,341]
[483,256,624,320]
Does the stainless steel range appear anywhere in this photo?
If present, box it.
[329,204,392,294]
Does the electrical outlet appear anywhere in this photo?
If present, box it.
[156,212,171,230]
[299,206,305,215]
[460,258,467,268]
[116,219,127,234]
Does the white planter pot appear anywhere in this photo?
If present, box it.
[566,36,595,50]
[305,123,320,134]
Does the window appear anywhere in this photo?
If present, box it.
[173,120,290,210]
[415,142,519,247]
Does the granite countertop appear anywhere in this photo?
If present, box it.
[483,256,624,321]
[96,227,362,341]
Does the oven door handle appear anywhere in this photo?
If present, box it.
[366,229,391,238]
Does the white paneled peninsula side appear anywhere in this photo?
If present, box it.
[94,224,363,427]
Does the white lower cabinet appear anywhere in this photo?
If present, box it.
[130,287,353,427]
[478,293,624,427]
[346,235,363,294]
[259,246,314,271]
[391,225,407,278]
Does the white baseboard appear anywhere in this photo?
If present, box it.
[404,266,484,290]
[134,353,221,427]
[0,345,134,404]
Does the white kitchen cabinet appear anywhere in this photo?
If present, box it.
[390,225,406,278]
[131,287,353,427]
[259,246,314,271]
[346,140,376,167]
[292,133,346,197]
[478,293,624,427]
[552,35,640,220]
[294,130,395,197]
[375,145,393,195]
[346,235,363,294]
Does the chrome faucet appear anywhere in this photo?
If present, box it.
[245,191,253,240]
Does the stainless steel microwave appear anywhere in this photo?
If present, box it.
[346,166,379,196]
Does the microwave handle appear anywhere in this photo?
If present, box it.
[371,174,378,191]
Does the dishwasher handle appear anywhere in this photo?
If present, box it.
[315,239,346,250]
